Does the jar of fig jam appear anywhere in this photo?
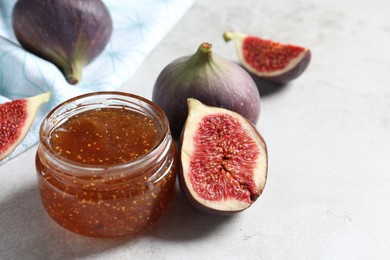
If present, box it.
[35,92,177,237]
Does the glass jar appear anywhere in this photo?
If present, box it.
[35,91,177,237]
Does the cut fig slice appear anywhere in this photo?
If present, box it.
[224,31,311,84]
[0,91,51,160]
[179,98,268,214]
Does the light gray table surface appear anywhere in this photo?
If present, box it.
[1,0,389,259]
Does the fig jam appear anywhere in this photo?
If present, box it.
[35,92,176,237]
[49,108,159,165]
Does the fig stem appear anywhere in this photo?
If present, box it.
[64,61,83,85]
[223,31,247,42]
[199,42,212,53]
[223,31,234,42]
[189,43,214,64]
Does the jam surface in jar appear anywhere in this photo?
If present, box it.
[50,107,160,165]
[36,105,176,237]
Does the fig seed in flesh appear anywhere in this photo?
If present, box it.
[179,98,268,214]
[0,91,51,160]
[224,31,311,84]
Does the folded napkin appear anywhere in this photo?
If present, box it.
[0,0,195,164]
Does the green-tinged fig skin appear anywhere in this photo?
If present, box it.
[177,102,268,215]
[152,45,261,140]
[12,0,113,84]
[261,50,311,84]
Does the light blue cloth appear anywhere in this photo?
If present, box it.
[0,0,195,164]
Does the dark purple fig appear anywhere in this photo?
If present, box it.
[152,42,261,140]
[12,0,113,85]
[224,31,311,84]
[179,99,268,214]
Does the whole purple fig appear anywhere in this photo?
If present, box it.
[152,42,261,140]
[12,0,113,85]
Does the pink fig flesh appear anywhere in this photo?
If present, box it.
[179,98,268,214]
[0,92,51,160]
[224,31,311,84]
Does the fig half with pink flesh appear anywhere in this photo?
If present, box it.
[0,92,51,160]
[179,98,268,214]
[224,31,311,84]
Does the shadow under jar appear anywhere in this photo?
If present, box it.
[35,92,177,238]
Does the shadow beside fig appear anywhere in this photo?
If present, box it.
[240,64,289,97]
[0,183,234,259]
[143,184,236,242]
[0,185,130,259]
[251,75,288,97]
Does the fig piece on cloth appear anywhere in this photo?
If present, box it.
[0,0,195,163]
[0,92,50,160]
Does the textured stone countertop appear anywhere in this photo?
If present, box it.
[1,0,389,259]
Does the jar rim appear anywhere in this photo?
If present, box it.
[39,91,171,176]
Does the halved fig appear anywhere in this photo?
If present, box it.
[0,92,51,160]
[224,31,311,84]
[179,98,268,214]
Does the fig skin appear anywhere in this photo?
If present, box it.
[224,31,311,84]
[152,43,261,140]
[261,50,311,84]
[178,99,268,215]
[12,0,113,85]
[0,92,51,160]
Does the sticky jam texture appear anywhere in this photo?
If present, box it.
[49,107,159,165]
[0,99,27,153]
[243,36,305,72]
[36,107,176,237]
[190,113,259,203]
